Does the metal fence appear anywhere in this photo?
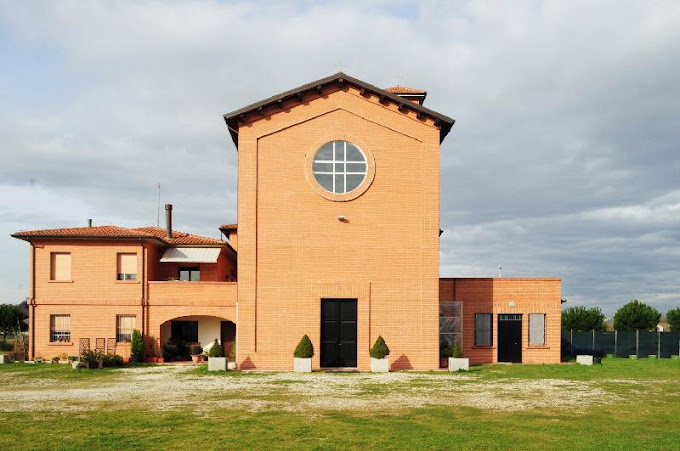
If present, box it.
[561,330,680,360]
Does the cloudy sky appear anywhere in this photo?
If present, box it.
[1,1,678,315]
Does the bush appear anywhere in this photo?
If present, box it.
[67,355,77,362]
[130,329,144,362]
[228,339,236,361]
[163,339,190,361]
[562,306,606,331]
[370,336,390,359]
[208,339,224,358]
[440,341,454,358]
[667,308,680,332]
[613,300,661,331]
[81,350,104,368]
[294,334,314,358]
[189,344,203,355]
[102,354,124,367]
[452,341,463,358]
[0,340,13,351]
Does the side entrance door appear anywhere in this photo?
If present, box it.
[498,314,522,363]
[320,298,357,368]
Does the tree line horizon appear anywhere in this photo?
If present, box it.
[562,300,680,332]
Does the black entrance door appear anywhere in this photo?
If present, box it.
[498,314,522,363]
[320,298,357,367]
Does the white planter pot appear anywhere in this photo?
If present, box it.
[208,357,227,372]
[576,355,594,366]
[0,354,11,364]
[370,357,389,373]
[294,357,312,372]
[227,361,238,370]
[448,357,469,371]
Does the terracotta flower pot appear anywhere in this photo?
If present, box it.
[191,354,200,363]
[157,357,164,364]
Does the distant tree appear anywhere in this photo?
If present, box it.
[613,300,661,331]
[667,308,680,332]
[0,304,28,340]
[561,306,605,331]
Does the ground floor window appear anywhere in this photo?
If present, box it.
[440,301,462,347]
[474,313,493,346]
[50,314,71,342]
[529,313,546,346]
[171,321,198,343]
[117,315,136,343]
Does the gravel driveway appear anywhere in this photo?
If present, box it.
[0,365,618,413]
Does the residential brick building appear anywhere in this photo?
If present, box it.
[13,73,561,369]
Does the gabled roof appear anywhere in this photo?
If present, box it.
[223,72,454,147]
[12,225,226,247]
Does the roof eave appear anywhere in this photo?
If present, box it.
[223,72,455,148]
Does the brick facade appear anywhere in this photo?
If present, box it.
[15,73,562,368]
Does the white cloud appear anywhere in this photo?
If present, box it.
[0,0,678,313]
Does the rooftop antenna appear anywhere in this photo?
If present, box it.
[498,264,502,278]
[156,183,161,227]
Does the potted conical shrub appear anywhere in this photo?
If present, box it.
[294,334,313,372]
[448,341,469,371]
[370,336,390,372]
[227,339,237,370]
[208,339,227,371]
[440,341,454,368]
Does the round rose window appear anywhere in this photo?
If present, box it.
[312,141,367,194]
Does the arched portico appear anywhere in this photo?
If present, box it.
[155,315,235,360]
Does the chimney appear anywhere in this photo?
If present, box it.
[165,204,173,238]
[88,219,92,227]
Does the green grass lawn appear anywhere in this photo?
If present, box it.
[0,359,678,450]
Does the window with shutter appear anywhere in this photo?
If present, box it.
[529,313,546,346]
[117,253,137,280]
[50,253,71,281]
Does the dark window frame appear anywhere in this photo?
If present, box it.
[474,313,493,347]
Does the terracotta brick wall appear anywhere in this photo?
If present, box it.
[236,85,442,370]
[28,239,237,359]
[439,278,562,364]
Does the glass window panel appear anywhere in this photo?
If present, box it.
[439,317,462,334]
[346,174,364,192]
[440,333,461,347]
[346,144,364,161]
[439,301,462,317]
[334,174,345,193]
[334,141,345,160]
[475,313,492,346]
[313,162,332,173]
[179,270,190,281]
[190,270,201,281]
[345,162,366,173]
[313,141,367,194]
[315,142,333,161]
[315,173,333,191]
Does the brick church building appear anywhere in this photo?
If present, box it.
[13,73,561,369]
